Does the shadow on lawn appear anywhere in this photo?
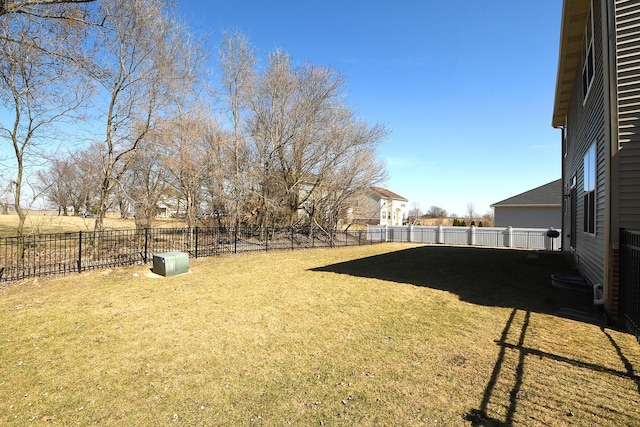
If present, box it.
[463,308,640,426]
[311,245,591,314]
[312,246,640,425]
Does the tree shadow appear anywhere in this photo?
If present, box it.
[311,245,640,424]
[311,245,590,314]
[463,308,640,426]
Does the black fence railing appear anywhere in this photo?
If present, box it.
[0,226,378,282]
[620,228,640,343]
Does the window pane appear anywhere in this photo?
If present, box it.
[588,190,595,234]
[583,143,596,192]
[584,151,590,191]
[589,144,596,190]
[583,193,589,232]
[586,9,592,45]
[587,47,594,82]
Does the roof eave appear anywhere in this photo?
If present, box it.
[491,204,561,208]
[552,0,591,128]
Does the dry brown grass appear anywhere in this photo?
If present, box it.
[0,244,639,426]
[0,213,186,236]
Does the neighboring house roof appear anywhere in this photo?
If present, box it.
[370,187,408,202]
[491,179,562,208]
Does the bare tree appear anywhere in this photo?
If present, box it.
[0,7,89,235]
[1,180,11,214]
[161,111,221,228]
[218,31,256,225]
[0,0,95,17]
[407,203,423,225]
[88,0,201,231]
[125,135,171,228]
[310,142,387,230]
[35,158,74,215]
[481,210,494,227]
[201,124,230,225]
[66,145,102,214]
[246,49,388,227]
[426,205,447,218]
[466,202,476,223]
[1,1,100,72]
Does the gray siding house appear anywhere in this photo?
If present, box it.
[553,0,640,319]
[491,180,562,229]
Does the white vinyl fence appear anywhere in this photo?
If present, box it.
[366,225,562,251]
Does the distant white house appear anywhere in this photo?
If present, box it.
[491,179,561,229]
[368,187,409,226]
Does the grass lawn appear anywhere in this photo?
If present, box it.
[1,243,639,426]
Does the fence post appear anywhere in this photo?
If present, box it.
[469,225,476,246]
[505,226,513,248]
[144,228,149,263]
[77,231,83,273]
[436,225,443,244]
[234,225,238,254]
[291,227,294,250]
[195,226,199,258]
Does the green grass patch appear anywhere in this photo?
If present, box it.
[1,244,639,425]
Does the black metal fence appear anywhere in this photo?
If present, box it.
[620,228,640,343]
[0,226,377,282]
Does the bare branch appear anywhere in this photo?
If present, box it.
[0,0,96,17]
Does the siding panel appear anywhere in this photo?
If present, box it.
[616,0,640,231]
[616,0,640,144]
[564,0,606,287]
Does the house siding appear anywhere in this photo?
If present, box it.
[616,0,640,231]
[564,0,606,287]
[494,207,561,229]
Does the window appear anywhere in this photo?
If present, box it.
[583,144,596,234]
[582,1,594,101]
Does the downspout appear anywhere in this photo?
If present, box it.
[560,126,566,252]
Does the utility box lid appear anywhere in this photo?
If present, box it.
[152,251,189,277]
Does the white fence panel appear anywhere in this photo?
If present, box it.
[388,226,409,242]
[475,227,506,247]
[442,227,468,245]
[411,226,437,243]
[510,228,547,250]
[365,225,562,251]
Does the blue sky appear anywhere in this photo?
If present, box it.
[179,0,563,217]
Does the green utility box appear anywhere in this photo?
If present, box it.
[152,251,189,276]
